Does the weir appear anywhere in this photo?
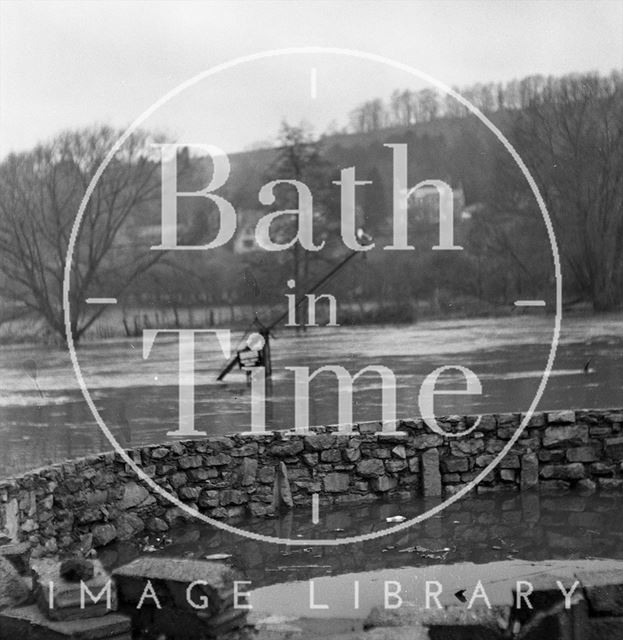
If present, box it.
[0,408,622,557]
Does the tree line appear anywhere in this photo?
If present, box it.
[0,69,621,344]
[348,70,623,131]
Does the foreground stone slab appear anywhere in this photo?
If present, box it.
[0,542,30,574]
[366,604,509,640]
[586,616,623,639]
[321,628,427,640]
[112,557,248,639]
[0,556,30,611]
[31,558,117,621]
[113,556,239,611]
[576,568,623,615]
[424,605,510,639]
[0,604,131,640]
[512,572,583,624]
[513,599,588,640]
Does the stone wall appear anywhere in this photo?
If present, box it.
[1,408,622,557]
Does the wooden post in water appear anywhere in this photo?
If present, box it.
[216,231,373,382]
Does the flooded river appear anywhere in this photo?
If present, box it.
[1,314,622,477]
[99,490,623,619]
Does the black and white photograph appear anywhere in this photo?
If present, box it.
[0,1,622,638]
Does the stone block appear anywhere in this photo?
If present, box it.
[498,412,520,426]
[304,434,336,450]
[590,462,615,476]
[320,449,342,463]
[497,426,520,439]
[150,447,169,459]
[178,455,202,470]
[512,598,588,640]
[0,556,30,611]
[342,448,361,463]
[605,436,623,460]
[486,439,505,454]
[577,569,623,615]
[500,455,520,469]
[590,425,613,437]
[113,557,239,615]
[274,462,293,508]
[421,449,442,497]
[385,459,407,473]
[219,489,247,506]
[117,482,152,510]
[520,453,539,490]
[423,604,511,640]
[371,476,398,492]
[500,469,516,482]
[366,447,388,460]
[302,453,319,466]
[248,502,272,518]
[587,616,623,639]
[269,441,304,457]
[441,457,469,473]
[521,411,546,427]
[412,434,443,449]
[0,542,30,574]
[204,453,232,466]
[576,478,597,493]
[543,425,588,448]
[2,499,19,543]
[31,558,117,621]
[512,572,582,622]
[323,473,350,493]
[0,605,131,639]
[540,463,585,481]
[450,439,485,456]
[356,459,385,478]
[229,443,258,457]
[91,524,117,547]
[547,410,576,424]
[115,513,144,541]
[257,466,275,483]
[566,446,598,463]
[391,445,407,459]
[475,454,496,468]
[179,487,201,501]
[476,414,498,431]
[597,478,623,491]
[237,457,258,486]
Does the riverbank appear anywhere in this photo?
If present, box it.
[0,296,559,346]
[3,314,623,479]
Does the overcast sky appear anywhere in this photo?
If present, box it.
[1,0,622,157]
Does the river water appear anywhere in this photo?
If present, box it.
[99,490,623,621]
[1,314,622,478]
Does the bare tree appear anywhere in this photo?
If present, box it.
[264,121,340,326]
[0,126,168,343]
[512,72,623,310]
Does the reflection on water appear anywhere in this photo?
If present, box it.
[99,491,623,594]
[1,315,623,477]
